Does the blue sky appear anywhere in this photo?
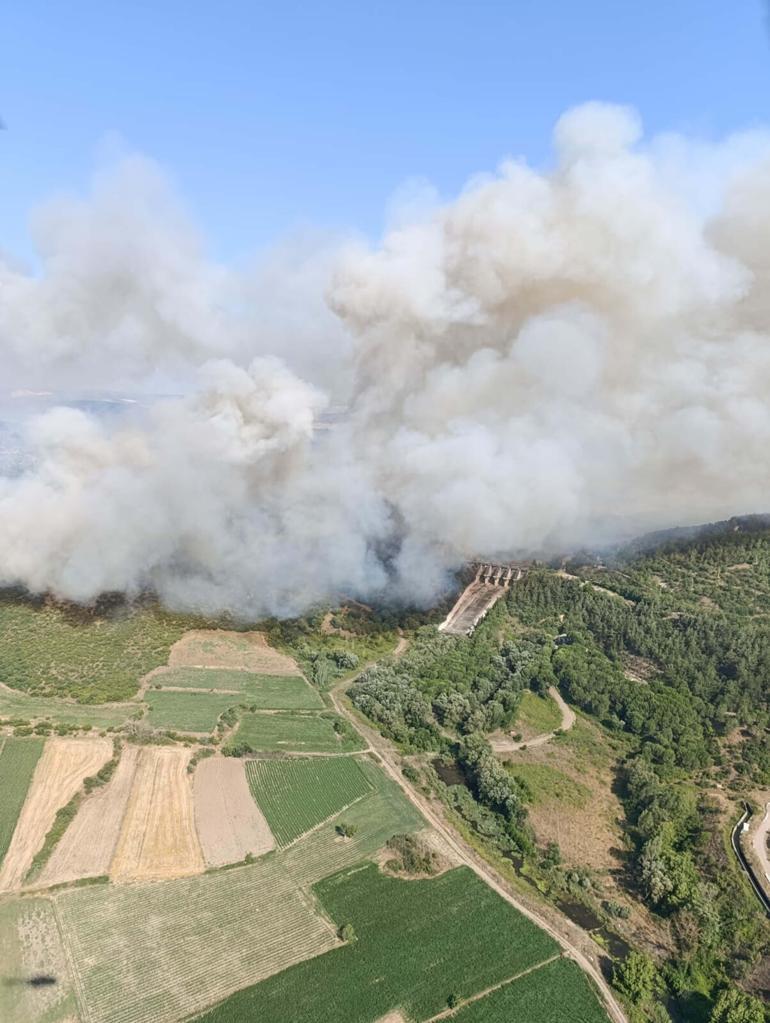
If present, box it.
[2,0,770,263]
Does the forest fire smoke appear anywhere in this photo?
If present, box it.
[2,103,770,614]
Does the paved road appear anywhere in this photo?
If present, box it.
[330,671,628,1023]
[490,686,576,753]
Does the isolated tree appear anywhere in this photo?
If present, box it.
[709,987,765,1023]
[335,822,358,838]
[338,923,356,942]
[613,951,660,1005]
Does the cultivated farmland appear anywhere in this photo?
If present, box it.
[144,690,241,732]
[0,737,44,867]
[0,897,77,1023]
[168,629,301,675]
[153,667,322,707]
[193,756,275,866]
[0,682,134,728]
[246,756,373,846]
[111,746,204,881]
[56,855,339,1023]
[451,956,608,1022]
[0,737,112,891]
[39,744,140,886]
[232,711,364,752]
[195,863,561,1023]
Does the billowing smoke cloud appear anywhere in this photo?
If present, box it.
[2,103,770,615]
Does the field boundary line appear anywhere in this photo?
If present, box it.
[51,895,92,1023]
[423,952,562,1021]
[279,791,371,850]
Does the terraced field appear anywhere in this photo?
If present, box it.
[56,855,339,1023]
[232,711,364,752]
[153,668,321,707]
[195,864,561,1023]
[246,756,373,846]
[0,737,44,866]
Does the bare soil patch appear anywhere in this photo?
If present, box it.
[194,756,274,867]
[111,746,204,881]
[0,737,112,891]
[39,745,140,886]
[375,1013,407,1023]
[168,629,300,675]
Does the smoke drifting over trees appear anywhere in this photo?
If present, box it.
[2,103,770,615]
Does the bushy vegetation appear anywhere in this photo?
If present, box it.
[196,864,563,1023]
[0,593,214,702]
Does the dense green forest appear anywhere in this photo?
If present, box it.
[351,521,770,1023]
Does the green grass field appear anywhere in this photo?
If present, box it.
[0,686,135,728]
[156,667,322,708]
[452,956,607,1022]
[0,737,44,865]
[196,863,563,1023]
[0,596,208,702]
[230,712,364,753]
[505,762,591,808]
[516,690,562,734]
[246,757,373,845]
[144,690,240,732]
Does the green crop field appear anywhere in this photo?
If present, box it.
[0,595,209,702]
[144,690,241,732]
[231,712,364,753]
[246,757,373,845]
[452,956,607,1022]
[157,667,322,708]
[0,737,44,864]
[196,863,563,1023]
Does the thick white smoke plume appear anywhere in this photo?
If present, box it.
[2,103,770,615]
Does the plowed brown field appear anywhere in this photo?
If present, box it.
[168,629,300,675]
[194,756,274,867]
[38,745,140,886]
[0,737,112,891]
[111,746,204,881]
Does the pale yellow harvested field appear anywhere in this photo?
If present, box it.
[111,746,204,881]
[168,628,300,675]
[39,745,140,887]
[0,737,112,891]
[194,756,275,867]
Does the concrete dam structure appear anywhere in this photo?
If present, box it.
[438,562,525,637]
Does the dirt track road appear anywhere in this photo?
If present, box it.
[330,672,628,1023]
[490,686,576,753]
[752,801,770,886]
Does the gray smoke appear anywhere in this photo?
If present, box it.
[2,103,770,614]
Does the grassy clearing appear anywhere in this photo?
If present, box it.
[229,712,364,753]
[505,762,591,809]
[196,863,560,1023]
[144,690,240,732]
[0,686,135,728]
[56,855,338,1023]
[155,668,322,707]
[0,595,210,702]
[0,897,78,1023]
[0,737,44,865]
[246,757,373,846]
[516,690,562,735]
[451,956,607,1022]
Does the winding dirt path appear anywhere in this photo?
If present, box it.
[490,686,576,753]
[751,801,770,886]
[330,673,628,1023]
